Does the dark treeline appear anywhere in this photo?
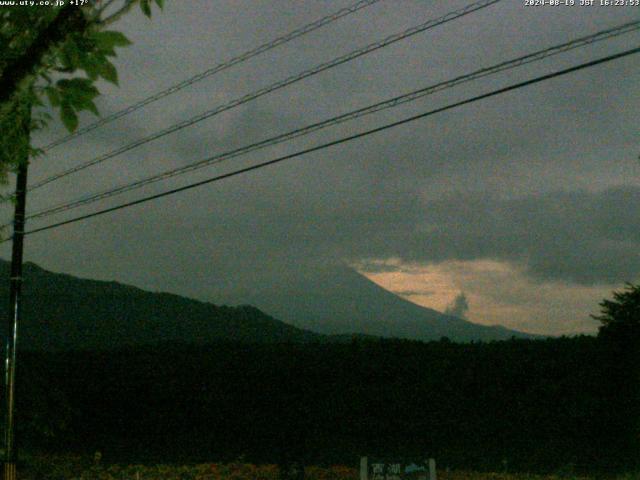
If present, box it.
[15,335,640,474]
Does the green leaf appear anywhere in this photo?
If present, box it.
[70,96,97,111]
[60,103,78,132]
[57,48,75,71]
[44,86,60,107]
[61,38,82,70]
[84,100,99,116]
[55,78,101,118]
[99,61,118,86]
[29,146,44,159]
[154,0,164,9]
[92,38,116,57]
[140,0,152,17]
[94,30,132,49]
[77,51,104,81]
[57,78,99,101]
[82,59,100,80]
[40,71,52,84]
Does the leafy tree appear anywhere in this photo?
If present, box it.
[0,0,163,447]
[593,284,640,470]
[0,0,163,184]
[592,282,640,342]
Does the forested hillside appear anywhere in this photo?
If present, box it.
[0,261,321,350]
[17,336,639,475]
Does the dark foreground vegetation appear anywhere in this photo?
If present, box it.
[15,334,639,476]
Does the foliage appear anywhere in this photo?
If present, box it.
[591,283,640,464]
[592,283,640,341]
[16,336,637,475]
[0,1,163,176]
[0,89,32,189]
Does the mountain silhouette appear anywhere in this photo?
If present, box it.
[0,260,535,351]
[216,262,537,341]
[0,260,321,351]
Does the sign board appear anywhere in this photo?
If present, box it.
[360,457,436,480]
[370,461,404,480]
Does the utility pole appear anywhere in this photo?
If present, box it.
[3,104,30,480]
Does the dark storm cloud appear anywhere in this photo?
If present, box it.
[405,186,640,285]
[177,182,640,287]
[91,163,639,290]
[3,0,638,334]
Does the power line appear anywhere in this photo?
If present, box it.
[24,20,640,222]
[29,0,502,191]
[16,45,640,239]
[39,0,384,152]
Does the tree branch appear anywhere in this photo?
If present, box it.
[96,0,119,15]
[0,5,89,107]
[98,0,138,26]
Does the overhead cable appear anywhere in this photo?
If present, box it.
[39,0,385,152]
[24,20,640,222]
[29,0,502,190]
[17,45,640,239]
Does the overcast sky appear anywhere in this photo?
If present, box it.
[3,0,639,335]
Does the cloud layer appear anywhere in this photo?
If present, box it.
[1,0,638,335]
